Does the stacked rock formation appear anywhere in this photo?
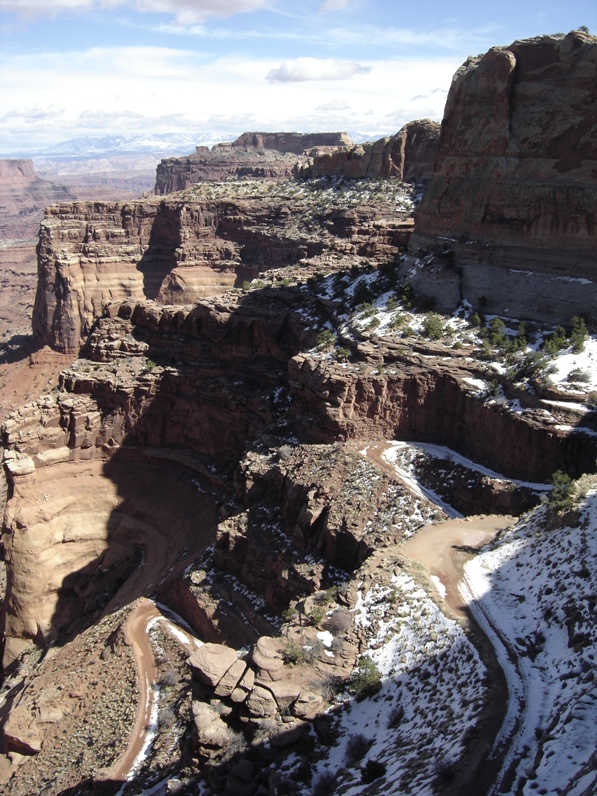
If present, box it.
[296,120,440,182]
[403,30,597,323]
[32,189,413,353]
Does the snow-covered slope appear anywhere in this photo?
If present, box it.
[464,494,597,795]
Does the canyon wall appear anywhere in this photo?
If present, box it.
[296,120,440,182]
[403,30,597,323]
[32,190,412,353]
[0,159,74,239]
[6,289,597,665]
[155,131,353,194]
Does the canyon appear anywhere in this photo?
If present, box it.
[0,28,596,796]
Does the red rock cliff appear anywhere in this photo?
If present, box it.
[404,30,597,323]
[296,120,439,182]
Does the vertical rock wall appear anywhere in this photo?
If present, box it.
[403,30,597,323]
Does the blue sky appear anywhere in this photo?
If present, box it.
[0,0,595,153]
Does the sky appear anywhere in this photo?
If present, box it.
[0,0,595,154]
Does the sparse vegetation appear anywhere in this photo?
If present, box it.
[361,759,387,783]
[282,640,308,665]
[333,346,350,362]
[312,771,337,796]
[422,312,444,340]
[344,733,372,765]
[548,470,576,513]
[348,655,382,700]
[316,329,336,349]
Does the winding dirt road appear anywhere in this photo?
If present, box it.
[106,598,204,787]
[359,440,516,796]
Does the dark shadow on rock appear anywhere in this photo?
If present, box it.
[0,333,37,366]
[136,203,182,300]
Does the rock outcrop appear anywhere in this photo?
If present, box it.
[32,184,414,353]
[0,159,73,240]
[296,120,440,182]
[403,30,597,323]
[155,131,353,194]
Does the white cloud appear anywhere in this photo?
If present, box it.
[267,57,371,82]
[320,0,350,11]
[0,0,269,22]
[0,45,459,151]
[316,99,351,111]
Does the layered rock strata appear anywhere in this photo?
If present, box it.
[0,159,73,240]
[403,30,597,323]
[155,131,353,193]
[32,186,413,353]
[5,287,597,668]
[296,120,440,182]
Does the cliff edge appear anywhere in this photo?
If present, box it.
[403,30,597,323]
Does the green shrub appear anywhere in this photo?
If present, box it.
[487,317,508,348]
[570,315,588,352]
[282,640,307,665]
[397,283,415,309]
[567,368,590,383]
[543,325,568,356]
[364,317,380,333]
[548,470,575,513]
[422,312,444,340]
[316,329,336,349]
[334,347,350,362]
[309,606,326,627]
[348,655,382,700]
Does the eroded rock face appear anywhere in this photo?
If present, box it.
[154,131,353,193]
[296,120,440,182]
[404,30,597,323]
[32,188,413,353]
[0,159,74,239]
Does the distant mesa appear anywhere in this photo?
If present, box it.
[0,158,74,239]
[154,126,440,194]
[402,29,597,324]
[154,131,355,194]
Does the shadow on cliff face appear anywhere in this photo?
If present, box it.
[0,333,36,366]
[136,203,182,300]
[44,452,223,650]
[39,284,313,653]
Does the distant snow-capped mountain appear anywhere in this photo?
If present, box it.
[40,132,236,158]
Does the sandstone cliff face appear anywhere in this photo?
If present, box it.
[296,120,440,182]
[0,159,74,240]
[229,132,352,154]
[155,131,353,193]
[404,30,597,323]
[32,183,414,353]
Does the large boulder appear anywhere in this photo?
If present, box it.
[187,643,239,688]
